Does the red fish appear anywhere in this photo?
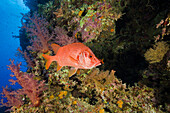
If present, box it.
[42,43,101,77]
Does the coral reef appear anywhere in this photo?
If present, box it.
[1,0,169,112]
[3,68,162,112]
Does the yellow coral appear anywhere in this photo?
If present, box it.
[110,28,114,32]
[75,32,78,39]
[144,41,169,64]
[58,91,67,99]
[78,10,83,16]
[49,95,54,99]
[117,100,123,108]
[72,101,77,105]
[99,109,104,113]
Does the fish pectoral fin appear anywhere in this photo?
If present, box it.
[68,68,78,77]
[57,62,62,72]
[69,56,78,65]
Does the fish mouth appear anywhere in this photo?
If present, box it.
[95,61,101,67]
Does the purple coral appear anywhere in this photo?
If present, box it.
[73,17,102,42]
[53,26,78,46]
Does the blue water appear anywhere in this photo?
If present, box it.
[0,0,29,102]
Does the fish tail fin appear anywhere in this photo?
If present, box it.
[42,54,55,69]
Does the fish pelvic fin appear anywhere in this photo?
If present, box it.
[57,62,62,72]
[76,69,80,75]
[42,54,55,69]
[68,68,78,77]
[51,43,60,54]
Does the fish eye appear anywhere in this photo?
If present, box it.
[89,55,92,58]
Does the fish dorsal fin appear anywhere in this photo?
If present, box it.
[51,43,60,54]
[69,68,78,77]
[57,62,62,72]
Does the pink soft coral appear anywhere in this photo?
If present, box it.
[21,12,53,53]
[21,12,78,52]
[1,59,47,108]
[1,86,24,109]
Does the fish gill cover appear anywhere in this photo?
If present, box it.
[0,0,170,112]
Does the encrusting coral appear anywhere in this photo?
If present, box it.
[70,1,125,42]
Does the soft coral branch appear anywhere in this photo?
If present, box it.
[21,12,53,53]
[1,87,24,109]
[2,59,47,107]
[21,12,79,51]
[18,73,46,107]
[17,48,35,68]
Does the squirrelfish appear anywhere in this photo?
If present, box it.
[42,43,101,77]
